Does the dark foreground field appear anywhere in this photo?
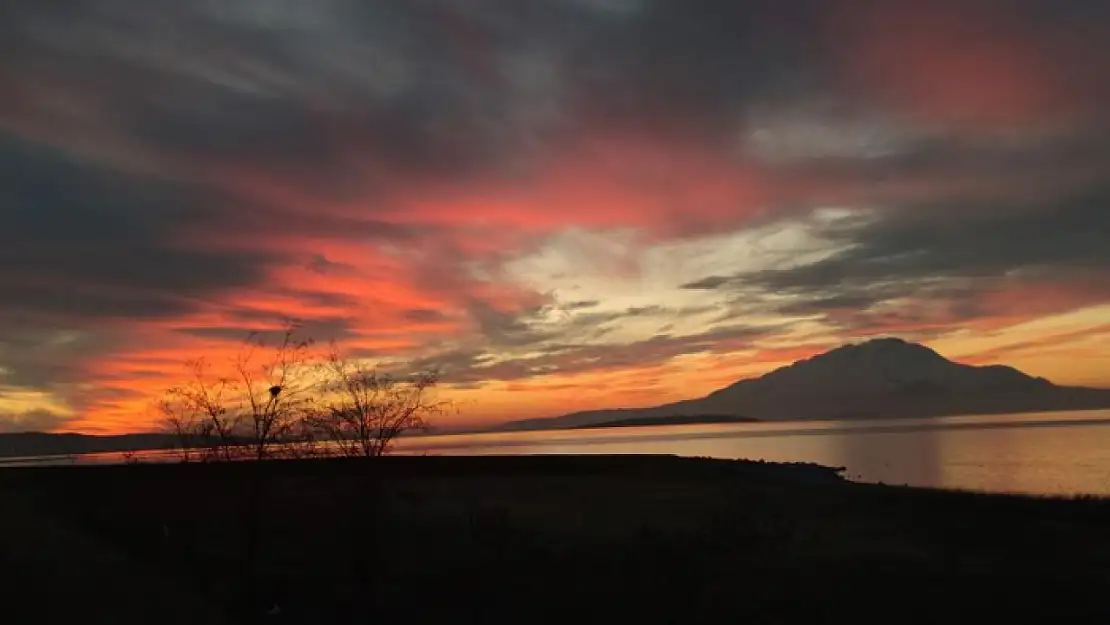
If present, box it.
[4,455,1110,624]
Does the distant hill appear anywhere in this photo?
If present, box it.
[573,414,760,430]
[0,432,178,459]
[500,338,1110,431]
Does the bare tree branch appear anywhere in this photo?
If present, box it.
[309,348,450,457]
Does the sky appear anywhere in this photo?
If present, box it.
[2,0,1110,434]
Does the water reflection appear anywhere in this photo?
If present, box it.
[398,409,1110,496]
[836,426,941,487]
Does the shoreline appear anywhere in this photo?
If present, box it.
[7,407,1110,463]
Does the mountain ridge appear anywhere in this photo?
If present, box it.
[0,432,176,460]
[499,337,1110,431]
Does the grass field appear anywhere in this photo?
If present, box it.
[4,455,1110,624]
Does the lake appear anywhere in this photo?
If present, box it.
[9,409,1110,496]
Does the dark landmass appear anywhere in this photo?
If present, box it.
[503,337,1110,431]
[0,431,256,460]
[0,432,177,459]
[573,414,760,429]
[5,455,1110,624]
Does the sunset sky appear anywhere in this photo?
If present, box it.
[2,0,1110,433]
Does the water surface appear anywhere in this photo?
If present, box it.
[399,409,1110,496]
[9,409,1110,496]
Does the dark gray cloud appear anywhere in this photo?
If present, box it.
[680,276,732,291]
[750,187,1110,293]
[261,287,362,311]
[567,0,826,140]
[0,408,75,433]
[306,254,357,276]
[173,315,358,345]
[5,0,1110,196]
[0,320,120,391]
[0,315,145,421]
[0,0,908,203]
[2,1,588,196]
[5,0,1110,263]
[411,298,779,384]
[0,136,277,320]
[402,308,451,324]
[439,322,782,384]
[465,299,561,348]
[463,298,728,353]
[719,185,1110,331]
[773,291,902,318]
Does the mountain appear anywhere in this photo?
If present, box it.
[0,432,178,459]
[500,338,1110,431]
[572,414,761,430]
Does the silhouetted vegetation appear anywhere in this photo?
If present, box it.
[158,327,445,462]
[306,350,447,457]
[5,456,1110,624]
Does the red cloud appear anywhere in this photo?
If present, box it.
[829,0,1107,130]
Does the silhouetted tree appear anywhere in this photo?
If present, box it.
[309,350,447,457]
[233,327,316,461]
[162,359,238,461]
[160,324,317,461]
[158,395,200,463]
